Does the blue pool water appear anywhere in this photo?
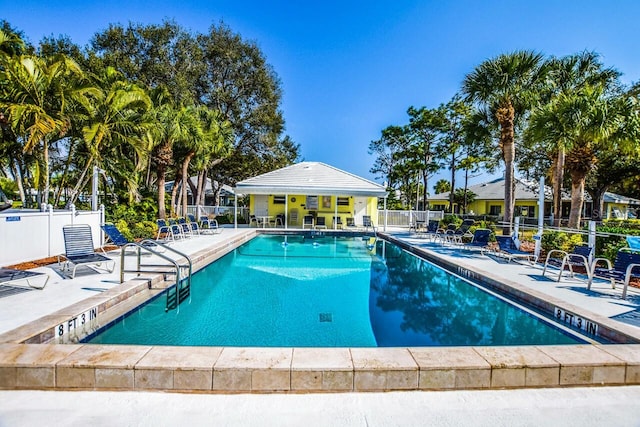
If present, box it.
[87,234,582,347]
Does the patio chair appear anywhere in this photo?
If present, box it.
[423,220,442,240]
[59,224,115,279]
[101,224,164,254]
[156,219,174,241]
[495,235,535,264]
[448,219,475,244]
[168,218,190,238]
[625,236,640,252]
[0,268,49,289]
[177,217,196,236]
[315,216,327,229]
[302,215,314,229]
[464,229,492,254]
[333,216,343,229]
[249,215,259,227]
[198,215,222,234]
[270,214,285,227]
[590,249,640,299]
[186,214,202,235]
[542,244,593,282]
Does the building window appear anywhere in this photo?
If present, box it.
[306,195,318,210]
[337,197,349,206]
[489,205,501,215]
[273,195,286,205]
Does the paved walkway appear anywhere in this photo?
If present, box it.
[1,386,640,426]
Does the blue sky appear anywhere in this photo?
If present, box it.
[4,0,640,188]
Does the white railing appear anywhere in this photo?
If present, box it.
[381,210,445,227]
[0,205,104,266]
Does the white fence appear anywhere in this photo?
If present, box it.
[0,205,104,266]
[382,210,445,227]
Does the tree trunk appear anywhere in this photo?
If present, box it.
[157,165,167,219]
[181,152,195,217]
[42,142,50,207]
[9,160,26,206]
[496,103,515,235]
[552,147,565,227]
[171,171,182,217]
[449,153,456,213]
[568,170,586,228]
[588,185,608,221]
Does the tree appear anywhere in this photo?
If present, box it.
[536,52,621,226]
[527,85,639,227]
[433,179,450,195]
[0,53,85,205]
[68,67,152,205]
[463,51,546,233]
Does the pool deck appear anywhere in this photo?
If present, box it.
[0,228,640,425]
[1,227,640,397]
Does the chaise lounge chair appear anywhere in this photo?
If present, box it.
[495,235,535,263]
[0,268,49,289]
[194,214,222,234]
[464,228,492,254]
[542,244,593,282]
[101,224,164,254]
[59,224,115,279]
[590,249,640,299]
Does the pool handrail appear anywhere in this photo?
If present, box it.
[119,240,193,311]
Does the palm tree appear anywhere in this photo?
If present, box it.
[0,53,84,205]
[540,52,620,225]
[462,51,546,233]
[528,85,639,227]
[67,67,151,205]
[147,91,201,219]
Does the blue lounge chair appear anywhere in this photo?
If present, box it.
[542,244,593,282]
[59,224,115,279]
[196,215,222,234]
[0,268,49,289]
[156,219,176,241]
[590,250,640,299]
[101,224,163,253]
[626,236,640,252]
[464,229,492,253]
[495,235,535,263]
[447,219,475,244]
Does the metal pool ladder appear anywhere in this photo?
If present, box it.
[119,240,193,312]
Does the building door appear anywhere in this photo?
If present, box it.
[354,197,368,225]
[254,195,269,216]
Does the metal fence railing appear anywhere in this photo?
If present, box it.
[381,210,445,228]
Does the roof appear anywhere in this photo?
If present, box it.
[430,177,556,201]
[234,162,388,197]
[165,178,234,195]
[430,176,640,205]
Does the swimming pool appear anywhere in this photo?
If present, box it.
[86,234,584,347]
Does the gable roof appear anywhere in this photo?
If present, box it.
[430,176,640,205]
[235,162,387,197]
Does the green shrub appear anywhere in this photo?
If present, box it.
[541,230,585,253]
[441,215,461,227]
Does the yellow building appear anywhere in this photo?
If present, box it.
[234,162,387,229]
[429,177,639,221]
